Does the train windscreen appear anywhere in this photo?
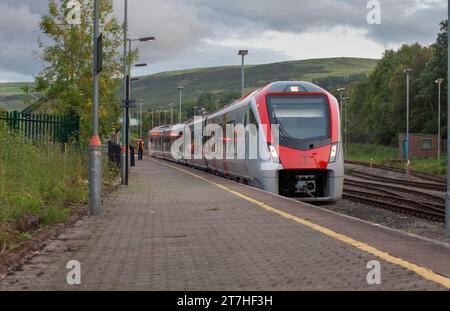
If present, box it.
[266,95,331,150]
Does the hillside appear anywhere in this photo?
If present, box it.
[0,57,377,112]
[0,82,37,112]
[131,57,377,109]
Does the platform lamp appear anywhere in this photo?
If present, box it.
[169,103,174,124]
[238,50,248,96]
[337,88,346,147]
[121,0,155,185]
[178,85,184,123]
[343,96,350,157]
[435,78,444,163]
[124,62,147,185]
[446,3,450,236]
[138,99,144,139]
[403,68,412,176]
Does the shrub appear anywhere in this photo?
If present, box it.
[0,122,118,249]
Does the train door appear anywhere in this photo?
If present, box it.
[216,115,225,174]
[245,107,261,186]
[234,107,248,178]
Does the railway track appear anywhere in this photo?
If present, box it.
[347,170,446,192]
[344,178,445,206]
[345,160,446,184]
[343,188,445,222]
[343,161,446,222]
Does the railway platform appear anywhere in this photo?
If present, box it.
[1,157,450,290]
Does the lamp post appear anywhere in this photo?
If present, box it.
[337,88,345,147]
[238,50,248,96]
[178,85,184,123]
[124,62,147,185]
[150,110,154,129]
[446,4,450,235]
[337,88,345,120]
[130,77,140,138]
[215,99,220,111]
[138,99,144,139]
[121,0,128,185]
[121,0,155,185]
[343,96,350,157]
[403,68,412,176]
[125,36,153,183]
[435,78,444,163]
[169,103,174,124]
[89,0,102,215]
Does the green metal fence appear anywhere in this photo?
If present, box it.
[0,111,79,144]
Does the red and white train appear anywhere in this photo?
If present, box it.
[149,81,343,202]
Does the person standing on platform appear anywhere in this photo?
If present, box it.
[138,139,144,160]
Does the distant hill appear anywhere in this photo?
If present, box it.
[0,82,37,112]
[130,57,378,109]
[0,57,377,112]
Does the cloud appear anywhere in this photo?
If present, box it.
[0,0,447,81]
[366,0,447,44]
[119,0,211,62]
[186,0,447,45]
[0,2,43,80]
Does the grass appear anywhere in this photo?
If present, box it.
[0,122,119,251]
[0,83,33,95]
[408,157,447,176]
[346,143,447,176]
[346,143,398,163]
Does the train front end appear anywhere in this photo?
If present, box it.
[257,82,344,202]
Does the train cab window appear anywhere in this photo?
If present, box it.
[267,95,331,150]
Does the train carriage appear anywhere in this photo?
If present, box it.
[149,81,344,202]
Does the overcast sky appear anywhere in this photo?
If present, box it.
[0,0,447,82]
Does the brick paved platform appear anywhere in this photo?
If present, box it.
[1,157,449,290]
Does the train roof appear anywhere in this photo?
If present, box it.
[149,125,169,133]
[265,81,326,93]
[149,123,185,135]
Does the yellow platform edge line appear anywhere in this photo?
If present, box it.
[156,159,450,289]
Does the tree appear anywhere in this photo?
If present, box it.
[347,43,433,145]
[418,20,448,135]
[33,0,134,142]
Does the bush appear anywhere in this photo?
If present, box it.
[0,122,118,249]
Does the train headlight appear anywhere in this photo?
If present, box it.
[329,143,339,163]
[268,144,280,163]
